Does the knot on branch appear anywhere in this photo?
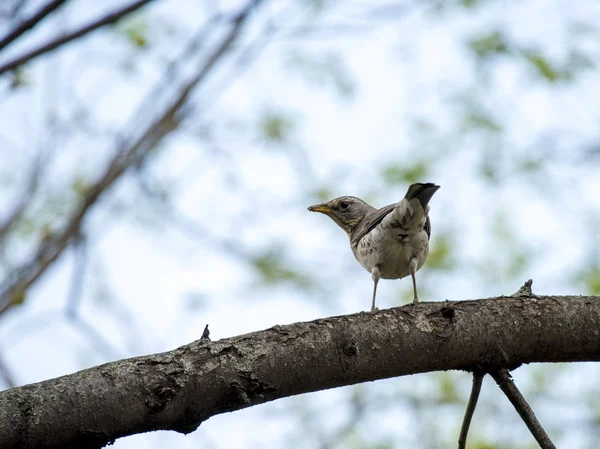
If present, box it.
[146,374,181,414]
[342,340,358,357]
[221,372,279,411]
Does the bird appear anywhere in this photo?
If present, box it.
[308,182,440,311]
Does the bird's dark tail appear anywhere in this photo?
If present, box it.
[404,183,440,208]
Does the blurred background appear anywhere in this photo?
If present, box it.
[1,0,600,448]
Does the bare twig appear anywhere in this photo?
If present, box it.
[0,0,266,314]
[121,12,225,134]
[512,279,535,297]
[0,0,67,52]
[274,1,426,40]
[201,324,210,340]
[458,367,485,449]
[488,368,556,449]
[0,150,44,242]
[0,0,156,75]
[196,4,283,112]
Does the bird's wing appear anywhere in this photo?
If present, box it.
[381,183,439,237]
[350,183,439,249]
[424,215,431,240]
[350,204,395,249]
[381,197,427,235]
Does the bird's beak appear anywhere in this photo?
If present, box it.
[308,204,333,214]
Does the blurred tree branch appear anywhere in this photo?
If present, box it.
[0,0,67,52]
[0,0,156,75]
[0,149,44,241]
[0,295,598,449]
[0,0,267,315]
[0,0,26,20]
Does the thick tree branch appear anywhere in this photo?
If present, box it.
[0,0,67,52]
[0,296,598,449]
[489,368,556,449]
[0,0,156,75]
[0,0,264,315]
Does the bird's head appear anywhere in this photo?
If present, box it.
[308,196,374,236]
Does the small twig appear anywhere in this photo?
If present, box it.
[196,12,276,113]
[0,0,157,75]
[0,0,67,52]
[512,279,535,297]
[488,368,556,449]
[201,324,210,340]
[458,367,485,449]
[121,12,225,135]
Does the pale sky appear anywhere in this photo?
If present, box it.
[1,0,599,448]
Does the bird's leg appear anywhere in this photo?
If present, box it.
[409,257,419,303]
[370,265,380,312]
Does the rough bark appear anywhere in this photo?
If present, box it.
[1,295,599,449]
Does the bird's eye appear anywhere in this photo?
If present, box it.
[340,201,350,210]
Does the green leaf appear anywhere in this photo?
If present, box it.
[312,186,334,202]
[521,49,593,83]
[12,216,37,237]
[9,288,27,308]
[252,249,312,289]
[438,372,461,403]
[468,31,509,59]
[72,177,90,197]
[464,112,501,132]
[382,162,428,185]
[576,266,600,295]
[10,66,30,89]
[523,51,565,82]
[426,234,454,270]
[123,20,148,48]
[480,149,500,182]
[260,112,294,144]
[518,157,541,173]
[588,391,600,427]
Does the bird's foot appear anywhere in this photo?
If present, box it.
[412,296,419,304]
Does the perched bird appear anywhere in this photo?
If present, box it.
[308,183,440,311]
